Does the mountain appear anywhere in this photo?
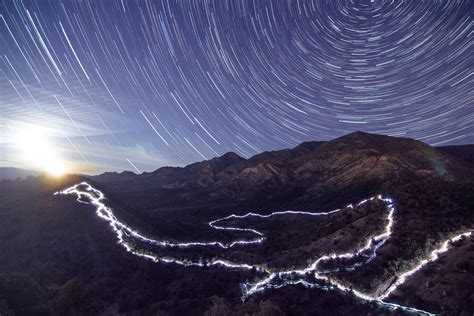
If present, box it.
[96,131,472,187]
[0,167,42,180]
[1,132,473,315]
[437,144,474,166]
[90,131,472,214]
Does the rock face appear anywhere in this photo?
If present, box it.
[91,131,473,212]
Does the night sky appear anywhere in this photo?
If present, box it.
[1,0,472,174]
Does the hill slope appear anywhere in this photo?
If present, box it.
[437,144,474,166]
[1,132,473,315]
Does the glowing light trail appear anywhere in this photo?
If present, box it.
[378,231,472,300]
[56,182,471,315]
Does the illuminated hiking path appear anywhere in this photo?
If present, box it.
[56,182,472,315]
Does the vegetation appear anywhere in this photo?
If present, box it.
[1,133,473,314]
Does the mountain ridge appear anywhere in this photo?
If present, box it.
[90,131,473,208]
[91,131,473,184]
[0,167,42,180]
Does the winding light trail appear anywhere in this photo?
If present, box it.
[56,182,472,315]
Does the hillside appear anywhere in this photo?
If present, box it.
[1,132,473,315]
[437,144,474,166]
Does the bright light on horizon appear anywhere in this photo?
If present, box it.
[12,125,68,176]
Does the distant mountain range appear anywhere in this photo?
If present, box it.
[1,133,472,182]
[0,167,42,180]
[92,134,474,189]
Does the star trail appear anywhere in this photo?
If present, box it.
[1,0,472,174]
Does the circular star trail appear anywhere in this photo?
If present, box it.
[0,0,472,173]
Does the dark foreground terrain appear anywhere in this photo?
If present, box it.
[1,132,473,315]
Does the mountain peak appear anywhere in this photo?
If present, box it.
[339,131,390,140]
[205,151,245,173]
[347,130,369,136]
[215,151,245,163]
[293,141,325,153]
[323,131,427,154]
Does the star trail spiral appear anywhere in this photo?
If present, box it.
[1,0,472,173]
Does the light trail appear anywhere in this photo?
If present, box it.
[55,182,472,315]
[378,231,472,300]
[56,182,266,271]
[57,182,350,250]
